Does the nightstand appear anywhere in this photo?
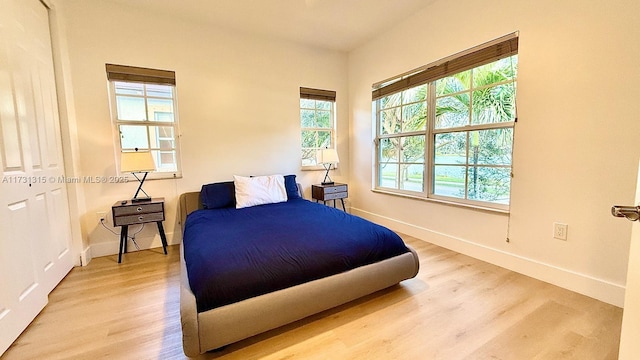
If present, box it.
[112,198,168,263]
[312,183,348,211]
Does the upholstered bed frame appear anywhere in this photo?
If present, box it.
[178,190,420,357]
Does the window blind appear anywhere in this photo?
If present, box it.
[300,87,336,102]
[372,34,518,101]
[106,63,176,85]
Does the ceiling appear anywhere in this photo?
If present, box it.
[105,0,436,52]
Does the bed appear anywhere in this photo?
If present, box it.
[179,175,420,357]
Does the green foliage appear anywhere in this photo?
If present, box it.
[377,55,517,204]
[433,55,517,202]
[301,99,334,166]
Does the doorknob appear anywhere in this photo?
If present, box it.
[611,205,640,221]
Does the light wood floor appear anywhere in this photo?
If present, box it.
[2,235,623,360]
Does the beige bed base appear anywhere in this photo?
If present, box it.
[178,191,420,357]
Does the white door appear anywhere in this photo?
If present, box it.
[0,0,74,354]
[617,160,640,358]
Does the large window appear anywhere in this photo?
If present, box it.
[373,35,518,210]
[106,64,181,178]
[300,87,336,168]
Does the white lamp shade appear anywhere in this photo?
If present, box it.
[120,151,156,172]
[317,148,339,164]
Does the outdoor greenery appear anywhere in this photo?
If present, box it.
[301,99,333,166]
[377,55,518,205]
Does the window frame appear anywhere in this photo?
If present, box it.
[300,87,336,170]
[374,85,428,193]
[106,64,182,180]
[373,35,518,211]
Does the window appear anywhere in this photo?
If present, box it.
[373,35,518,210]
[300,87,336,168]
[106,64,181,178]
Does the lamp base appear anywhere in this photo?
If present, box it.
[321,181,335,185]
[131,197,152,203]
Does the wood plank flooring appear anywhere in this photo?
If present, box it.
[1,235,623,359]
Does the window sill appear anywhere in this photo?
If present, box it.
[147,173,182,181]
[301,164,338,171]
[120,172,183,181]
[371,188,510,215]
[301,165,325,171]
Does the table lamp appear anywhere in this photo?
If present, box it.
[120,149,155,202]
[318,148,339,185]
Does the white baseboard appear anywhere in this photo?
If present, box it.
[80,247,92,266]
[90,231,179,259]
[351,207,625,307]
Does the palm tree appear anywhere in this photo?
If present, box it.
[378,56,516,198]
[434,56,517,201]
[379,85,428,186]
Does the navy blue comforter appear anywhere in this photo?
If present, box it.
[183,199,409,312]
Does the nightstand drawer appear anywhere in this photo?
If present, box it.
[311,183,348,211]
[114,212,165,226]
[324,191,347,200]
[323,185,347,194]
[113,203,163,216]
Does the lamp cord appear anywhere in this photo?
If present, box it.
[99,219,144,251]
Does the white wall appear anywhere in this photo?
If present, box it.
[57,0,349,257]
[348,0,640,306]
[57,0,640,306]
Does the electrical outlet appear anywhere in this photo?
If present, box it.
[97,211,107,224]
[553,222,568,240]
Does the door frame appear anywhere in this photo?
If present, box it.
[44,0,88,266]
[618,159,640,358]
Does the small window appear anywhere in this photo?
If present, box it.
[106,64,182,178]
[300,87,336,168]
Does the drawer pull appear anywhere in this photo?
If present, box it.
[137,207,143,212]
[113,212,164,226]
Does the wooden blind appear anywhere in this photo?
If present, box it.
[300,87,336,102]
[106,63,176,86]
[372,35,518,101]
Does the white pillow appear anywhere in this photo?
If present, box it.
[234,175,287,209]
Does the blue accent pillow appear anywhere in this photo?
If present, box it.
[284,174,301,200]
[200,181,235,209]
